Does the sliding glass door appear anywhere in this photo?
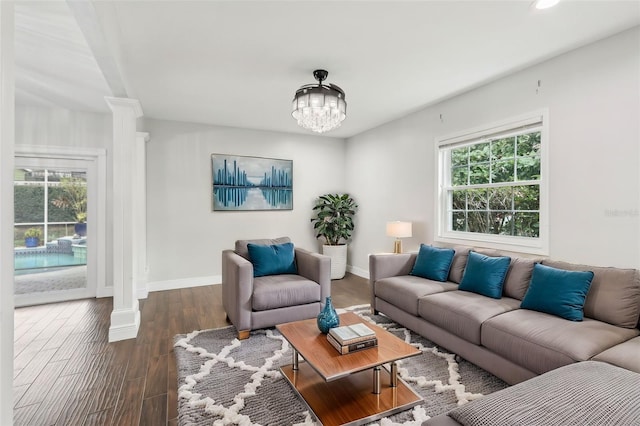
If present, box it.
[14,157,94,306]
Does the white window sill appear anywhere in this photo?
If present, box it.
[435,232,548,256]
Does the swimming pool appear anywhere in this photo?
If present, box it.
[14,252,86,274]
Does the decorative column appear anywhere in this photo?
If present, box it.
[134,132,149,299]
[105,97,143,342]
[0,2,15,424]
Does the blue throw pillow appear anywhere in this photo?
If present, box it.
[410,244,455,282]
[458,251,511,299]
[521,263,594,321]
[247,242,298,277]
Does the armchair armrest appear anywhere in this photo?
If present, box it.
[221,250,254,333]
[295,248,331,302]
[369,253,417,312]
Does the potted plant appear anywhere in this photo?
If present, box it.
[24,227,42,248]
[52,177,87,237]
[310,193,357,279]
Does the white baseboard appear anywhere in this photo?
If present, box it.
[76,267,359,300]
[137,285,149,300]
[14,288,95,308]
[147,275,221,293]
[98,286,145,299]
[133,271,149,300]
[347,265,369,279]
[96,286,113,298]
[108,322,140,342]
[135,277,149,299]
[108,306,140,342]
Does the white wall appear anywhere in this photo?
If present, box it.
[346,27,640,272]
[15,105,112,150]
[142,118,346,286]
[0,3,15,422]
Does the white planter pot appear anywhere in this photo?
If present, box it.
[322,244,348,280]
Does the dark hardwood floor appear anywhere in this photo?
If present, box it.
[13,273,371,425]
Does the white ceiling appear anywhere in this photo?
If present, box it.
[14,1,640,138]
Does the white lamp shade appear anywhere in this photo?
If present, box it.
[386,221,412,238]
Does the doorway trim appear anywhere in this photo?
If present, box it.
[14,145,108,303]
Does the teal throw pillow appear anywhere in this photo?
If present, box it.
[410,244,455,282]
[458,251,511,299]
[521,263,594,321]
[247,242,298,277]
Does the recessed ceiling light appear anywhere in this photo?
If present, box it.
[532,0,560,10]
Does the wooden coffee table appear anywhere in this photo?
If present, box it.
[276,312,423,426]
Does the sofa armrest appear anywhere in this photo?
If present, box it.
[369,253,417,312]
[296,248,331,302]
[221,249,254,332]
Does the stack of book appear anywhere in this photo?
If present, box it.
[327,323,378,354]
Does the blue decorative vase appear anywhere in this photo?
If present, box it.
[74,222,87,237]
[317,296,339,334]
[25,237,39,248]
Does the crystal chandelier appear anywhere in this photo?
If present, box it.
[291,69,347,133]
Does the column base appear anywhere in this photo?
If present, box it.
[109,303,141,342]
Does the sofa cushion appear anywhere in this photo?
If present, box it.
[252,274,320,311]
[247,242,298,277]
[593,336,640,373]
[458,251,511,299]
[520,263,594,321]
[481,309,639,374]
[446,361,640,426]
[542,259,640,328]
[502,257,536,300]
[418,291,520,344]
[472,249,540,300]
[447,246,471,284]
[410,244,455,282]
[235,236,290,260]
[375,275,458,316]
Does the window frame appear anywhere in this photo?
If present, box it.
[434,110,549,255]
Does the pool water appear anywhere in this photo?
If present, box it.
[14,253,86,273]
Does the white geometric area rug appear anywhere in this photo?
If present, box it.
[174,305,508,426]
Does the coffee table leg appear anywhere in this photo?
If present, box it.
[390,362,398,387]
[292,349,299,371]
[373,366,381,394]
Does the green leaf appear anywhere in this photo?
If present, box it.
[310,193,358,245]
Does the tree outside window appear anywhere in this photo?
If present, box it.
[437,112,547,254]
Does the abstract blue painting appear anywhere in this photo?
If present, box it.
[212,154,293,211]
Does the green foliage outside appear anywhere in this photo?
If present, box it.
[14,185,76,223]
[14,186,44,223]
[449,132,541,237]
[24,227,42,239]
[14,180,85,247]
[311,193,357,245]
[51,177,87,223]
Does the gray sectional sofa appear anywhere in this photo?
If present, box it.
[369,246,640,386]
[424,361,640,426]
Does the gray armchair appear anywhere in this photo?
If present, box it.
[222,237,331,339]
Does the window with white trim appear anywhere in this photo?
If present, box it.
[436,112,548,253]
